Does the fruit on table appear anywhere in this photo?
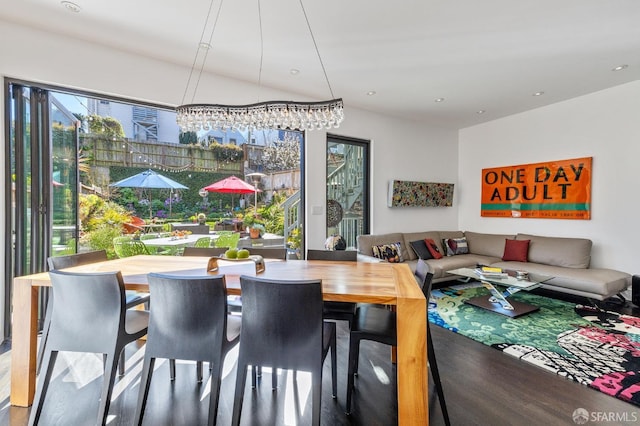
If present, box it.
[225,248,238,259]
[237,249,250,259]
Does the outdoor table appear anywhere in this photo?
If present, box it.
[10,256,428,425]
[141,234,203,247]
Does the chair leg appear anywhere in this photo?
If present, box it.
[330,325,337,399]
[428,324,450,426]
[272,368,278,390]
[197,361,203,383]
[207,352,224,426]
[28,350,58,426]
[346,335,361,414]
[36,299,53,374]
[311,369,321,426]
[134,356,156,426]
[119,350,126,376]
[231,361,248,426]
[170,359,176,380]
[97,350,120,426]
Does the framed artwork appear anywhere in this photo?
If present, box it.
[387,180,454,207]
[481,156,592,219]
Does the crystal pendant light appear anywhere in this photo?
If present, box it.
[176,0,344,132]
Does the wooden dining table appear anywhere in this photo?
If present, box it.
[10,255,428,425]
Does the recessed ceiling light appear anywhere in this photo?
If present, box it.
[61,1,81,13]
[476,110,486,114]
[612,64,628,71]
[199,42,211,50]
[366,91,376,96]
[290,68,300,75]
[533,91,544,96]
[434,97,445,103]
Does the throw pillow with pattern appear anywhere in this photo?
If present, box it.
[424,238,443,259]
[372,242,403,263]
[443,237,469,256]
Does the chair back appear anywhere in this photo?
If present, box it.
[414,258,434,298]
[239,275,323,370]
[245,247,287,260]
[47,250,108,270]
[194,237,212,248]
[145,273,230,361]
[114,238,150,258]
[306,249,357,261]
[182,246,227,257]
[214,232,240,249]
[48,270,126,353]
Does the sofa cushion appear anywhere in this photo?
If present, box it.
[372,242,403,263]
[516,233,591,268]
[426,254,501,280]
[502,239,530,262]
[464,231,516,258]
[402,231,442,260]
[409,240,433,260]
[443,237,469,256]
[357,233,408,260]
[425,238,443,259]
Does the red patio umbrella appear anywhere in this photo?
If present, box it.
[203,175,259,211]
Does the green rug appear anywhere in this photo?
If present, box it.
[429,282,640,407]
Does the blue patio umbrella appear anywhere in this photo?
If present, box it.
[110,169,188,218]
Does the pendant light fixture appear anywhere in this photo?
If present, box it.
[176,0,344,132]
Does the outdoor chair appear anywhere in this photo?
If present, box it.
[214,232,240,250]
[232,276,336,426]
[306,249,358,328]
[194,236,212,248]
[113,237,151,258]
[39,251,150,375]
[134,273,240,426]
[29,270,149,426]
[345,259,450,425]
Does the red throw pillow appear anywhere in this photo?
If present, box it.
[424,238,443,259]
[502,239,530,262]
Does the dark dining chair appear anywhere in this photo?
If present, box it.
[29,270,149,426]
[39,250,150,374]
[232,275,337,426]
[226,247,288,314]
[306,249,358,327]
[134,273,241,426]
[345,258,450,425]
[242,247,288,260]
[182,246,227,257]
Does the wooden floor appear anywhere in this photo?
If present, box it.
[1,297,639,425]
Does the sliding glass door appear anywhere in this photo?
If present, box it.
[4,80,79,337]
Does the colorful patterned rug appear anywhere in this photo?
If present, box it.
[429,282,640,407]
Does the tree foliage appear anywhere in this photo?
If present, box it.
[87,114,125,139]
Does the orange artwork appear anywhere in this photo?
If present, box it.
[481,157,592,219]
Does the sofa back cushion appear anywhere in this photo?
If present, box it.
[516,233,592,268]
[357,233,409,261]
[402,231,443,260]
[465,231,516,258]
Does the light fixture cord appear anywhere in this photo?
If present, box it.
[257,0,264,103]
[298,0,336,99]
[181,0,225,105]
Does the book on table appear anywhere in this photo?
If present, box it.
[474,266,508,279]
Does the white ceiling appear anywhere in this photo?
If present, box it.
[2,0,639,129]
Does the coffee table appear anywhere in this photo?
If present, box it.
[447,267,554,318]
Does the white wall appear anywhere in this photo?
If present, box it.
[0,19,458,339]
[459,81,640,274]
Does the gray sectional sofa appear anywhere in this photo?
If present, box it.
[357,230,630,301]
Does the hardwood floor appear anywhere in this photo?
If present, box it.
[1,298,639,425]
